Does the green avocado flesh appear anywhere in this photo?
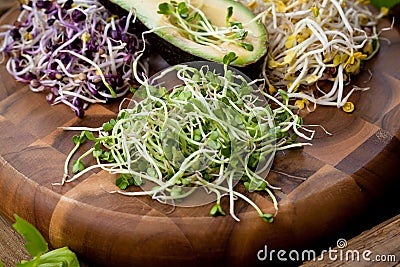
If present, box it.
[102,0,268,67]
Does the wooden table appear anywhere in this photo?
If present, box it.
[2,206,399,266]
[1,2,399,266]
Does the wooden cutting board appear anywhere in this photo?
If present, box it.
[0,6,399,267]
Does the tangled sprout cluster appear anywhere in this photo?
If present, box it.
[239,0,389,112]
[0,0,148,117]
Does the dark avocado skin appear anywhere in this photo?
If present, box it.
[98,0,265,79]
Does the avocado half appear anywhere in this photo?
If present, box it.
[100,0,268,70]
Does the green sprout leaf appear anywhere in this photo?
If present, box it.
[116,174,134,190]
[92,149,103,158]
[72,132,87,145]
[102,122,114,132]
[229,21,243,29]
[84,131,96,141]
[223,52,238,66]
[226,6,233,25]
[260,213,274,223]
[178,2,189,18]
[279,89,289,102]
[72,160,85,174]
[240,42,254,51]
[210,203,226,217]
[157,2,174,15]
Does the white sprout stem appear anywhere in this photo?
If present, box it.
[329,0,353,34]
[60,49,116,97]
[287,57,309,93]
[228,172,241,221]
[336,63,345,107]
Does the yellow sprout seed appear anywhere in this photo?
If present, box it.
[294,94,309,109]
[295,28,312,43]
[81,32,91,43]
[106,15,119,23]
[283,50,297,65]
[358,14,369,26]
[295,99,305,109]
[24,32,33,41]
[380,7,389,16]
[274,1,288,12]
[247,0,258,9]
[342,102,355,113]
[363,41,373,55]
[311,6,319,17]
[304,74,320,84]
[287,82,300,92]
[268,84,276,94]
[268,56,284,69]
[285,35,296,49]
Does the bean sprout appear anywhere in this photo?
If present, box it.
[239,0,389,112]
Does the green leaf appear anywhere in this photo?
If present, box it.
[99,150,114,162]
[16,259,37,267]
[116,178,128,190]
[102,122,114,132]
[116,174,134,189]
[226,6,233,24]
[207,139,221,150]
[12,214,48,258]
[146,168,157,178]
[223,52,238,66]
[191,99,207,113]
[72,133,86,145]
[92,149,103,158]
[229,21,243,29]
[72,135,80,145]
[157,2,174,15]
[93,141,101,150]
[370,0,400,9]
[183,102,196,113]
[72,160,85,174]
[235,29,248,40]
[238,84,252,96]
[210,204,226,216]
[177,90,192,101]
[178,2,189,18]
[0,260,4,267]
[209,131,219,140]
[84,131,96,141]
[248,151,260,169]
[260,213,274,223]
[221,146,231,157]
[40,247,80,266]
[240,42,254,51]
[18,247,80,267]
[279,89,289,103]
[170,186,184,198]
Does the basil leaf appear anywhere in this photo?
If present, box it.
[12,215,48,258]
[370,0,400,9]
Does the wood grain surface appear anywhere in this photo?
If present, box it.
[301,214,400,267]
[0,3,399,267]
